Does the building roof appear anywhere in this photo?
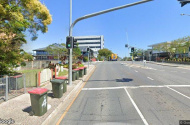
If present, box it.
[74,35,103,39]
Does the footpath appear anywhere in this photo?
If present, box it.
[147,61,190,68]
[0,65,96,125]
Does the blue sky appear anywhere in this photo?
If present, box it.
[22,0,190,58]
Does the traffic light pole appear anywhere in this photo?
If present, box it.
[88,51,89,69]
[68,0,153,85]
[69,0,72,86]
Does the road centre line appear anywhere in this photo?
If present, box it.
[147,77,154,81]
[124,88,149,125]
[167,86,190,100]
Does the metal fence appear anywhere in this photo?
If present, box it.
[0,75,26,103]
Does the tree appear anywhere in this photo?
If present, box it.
[98,48,112,60]
[22,52,33,61]
[73,47,81,62]
[0,0,52,74]
[45,43,68,63]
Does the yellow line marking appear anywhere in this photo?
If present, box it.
[56,66,96,125]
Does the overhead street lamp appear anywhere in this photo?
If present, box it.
[68,0,153,85]
[180,13,190,16]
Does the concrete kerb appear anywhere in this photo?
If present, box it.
[41,65,96,125]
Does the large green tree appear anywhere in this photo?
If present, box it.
[45,43,68,63]
[0,0,52,74]
[98,48,112,60]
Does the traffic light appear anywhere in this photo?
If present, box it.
[87,47,90,52]
[125,44,128,48]
[150,51,152,55]
[66,36,73,49]
[178,0,190,7]
[73,38,77,48]
[131,47,134,53]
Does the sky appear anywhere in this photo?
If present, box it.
[22,0,190,58]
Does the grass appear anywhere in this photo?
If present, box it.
[58,70,68,76]
[18,69,43,73]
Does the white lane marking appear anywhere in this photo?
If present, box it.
[147,77,154,81]
[167,85,190,87]
[167,87,190,100]
[82,85,190,91]
[124,88,149,125]
[135,70,138,72]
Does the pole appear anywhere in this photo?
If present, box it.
[69,0,153,35]
[69,0,72,85]
[68,0,153,85]
[88,51,89,69]
[5,76,8,101]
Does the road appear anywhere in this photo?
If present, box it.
[58,61,190,125]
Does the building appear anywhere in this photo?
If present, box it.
[33,43,65,60]
[74,35,104,57]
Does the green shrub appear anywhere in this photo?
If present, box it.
[21,62,26,67]
[72,64,78,69]
[83,57,88,62]
[63,64,68,68]
[78,64,84,67]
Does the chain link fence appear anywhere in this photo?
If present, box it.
[0,75,26,103]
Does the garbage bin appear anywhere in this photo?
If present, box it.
[28,88,48,116]
[55,76,67,93]
[72,70,76,81]
[50,79,64,98]
[73,69,79,80]
[78,67,84,77]
[84,67,87,75]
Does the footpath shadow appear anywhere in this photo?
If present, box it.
[22,106,34,116]
[116,78,133,82]
[87,78,133,83]
[47,93,54,98]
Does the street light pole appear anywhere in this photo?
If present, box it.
[68,0,153,85]
[181,13,190,16]
[68,0,72,85]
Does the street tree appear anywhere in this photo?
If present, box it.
[98,48,112,60]
[0,0,52,74]
[73,46,81,63]
[45,43,68,63]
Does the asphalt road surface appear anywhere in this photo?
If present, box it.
[59,61,190,125]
